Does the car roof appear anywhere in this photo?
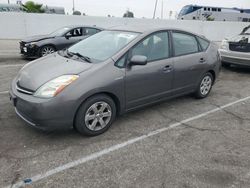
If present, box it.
[64,25,104,30]
[107,24,178,33]
[107,24,207,39]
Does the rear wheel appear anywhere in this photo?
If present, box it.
[194,72,214,99]
[39,45,55,57]
[74,94,116,136]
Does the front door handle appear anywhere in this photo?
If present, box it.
[163,65,173,73]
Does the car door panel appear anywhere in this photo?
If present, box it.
[125,31,174,110]
[172,52,206,94]
[171,31,207,95]
[57,28,84,50]
[126,59,174,109]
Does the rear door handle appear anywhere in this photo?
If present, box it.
[163,65,173,73]
[199,58,206,63]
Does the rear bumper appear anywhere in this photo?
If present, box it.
[219,49,250,66]
[9,80,76,131]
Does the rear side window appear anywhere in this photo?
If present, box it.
[172,32,199,56]
[197,37,210,51]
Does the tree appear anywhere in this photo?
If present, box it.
[73,10,81,15]
[23,1,44,13]
[123,10,134,18]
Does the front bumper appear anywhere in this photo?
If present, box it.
[9,80,76,131]
[219,49,250,66]
[20,42,39,57]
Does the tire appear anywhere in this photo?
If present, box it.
[74,94,116,136]
[194,72,214,99]
[39,45,56,57]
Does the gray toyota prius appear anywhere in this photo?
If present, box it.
[10,25,221,136]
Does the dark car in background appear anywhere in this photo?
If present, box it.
[11,25,221,136]
[20,25,103,58]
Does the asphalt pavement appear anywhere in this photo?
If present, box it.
[1,40,250,188]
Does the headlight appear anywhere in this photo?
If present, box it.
[220,40,228,50]
[34,75,79,98]
[25,42,37,47]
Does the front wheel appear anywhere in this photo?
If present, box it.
[74,94,116,136]
[194,72,214,99]
[39,45,56,57]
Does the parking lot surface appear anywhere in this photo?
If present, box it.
[1,40,250,188]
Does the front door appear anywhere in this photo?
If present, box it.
[125,31,174,110]
[58,27,85,50]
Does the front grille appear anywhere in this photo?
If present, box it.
[16,82,34,95]
[229,42,250,52]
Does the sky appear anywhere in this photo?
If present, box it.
[2,0,250,18]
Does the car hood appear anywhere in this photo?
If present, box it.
[17,53,93,91]
[21,34,55,43]
[228,35,250,43]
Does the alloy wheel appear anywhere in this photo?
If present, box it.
[85,101,112,131]
[41,46,55,56]
[200,75,212,96]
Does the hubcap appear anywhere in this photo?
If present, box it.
[200,76,212,96]
[41,46,55,56]
[85,102,112,131]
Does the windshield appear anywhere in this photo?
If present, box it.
[178,5,201,17]
[50,27,71,36]
[179,5,192,16]
[68,31,139,62]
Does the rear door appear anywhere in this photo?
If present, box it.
[125,31,174,109]
[171,31,207,95]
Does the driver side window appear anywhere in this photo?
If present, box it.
[131,31,170,62]
[65,28,83,37]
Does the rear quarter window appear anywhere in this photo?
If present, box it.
[197,37,210,51]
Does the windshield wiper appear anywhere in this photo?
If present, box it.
[66,50,92,63]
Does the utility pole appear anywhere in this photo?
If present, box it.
[72,0,75,13]
[161,0,163,19]
[8,0,10,4]
[153,0,158,19]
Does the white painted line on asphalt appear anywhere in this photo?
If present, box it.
[0,91,8,95]
[0,64,24,68]
[6,95,250,188]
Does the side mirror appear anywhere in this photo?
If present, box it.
[65,35,70,40]
[129,55,147,66]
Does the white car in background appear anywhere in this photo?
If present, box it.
[219,25,250,67]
